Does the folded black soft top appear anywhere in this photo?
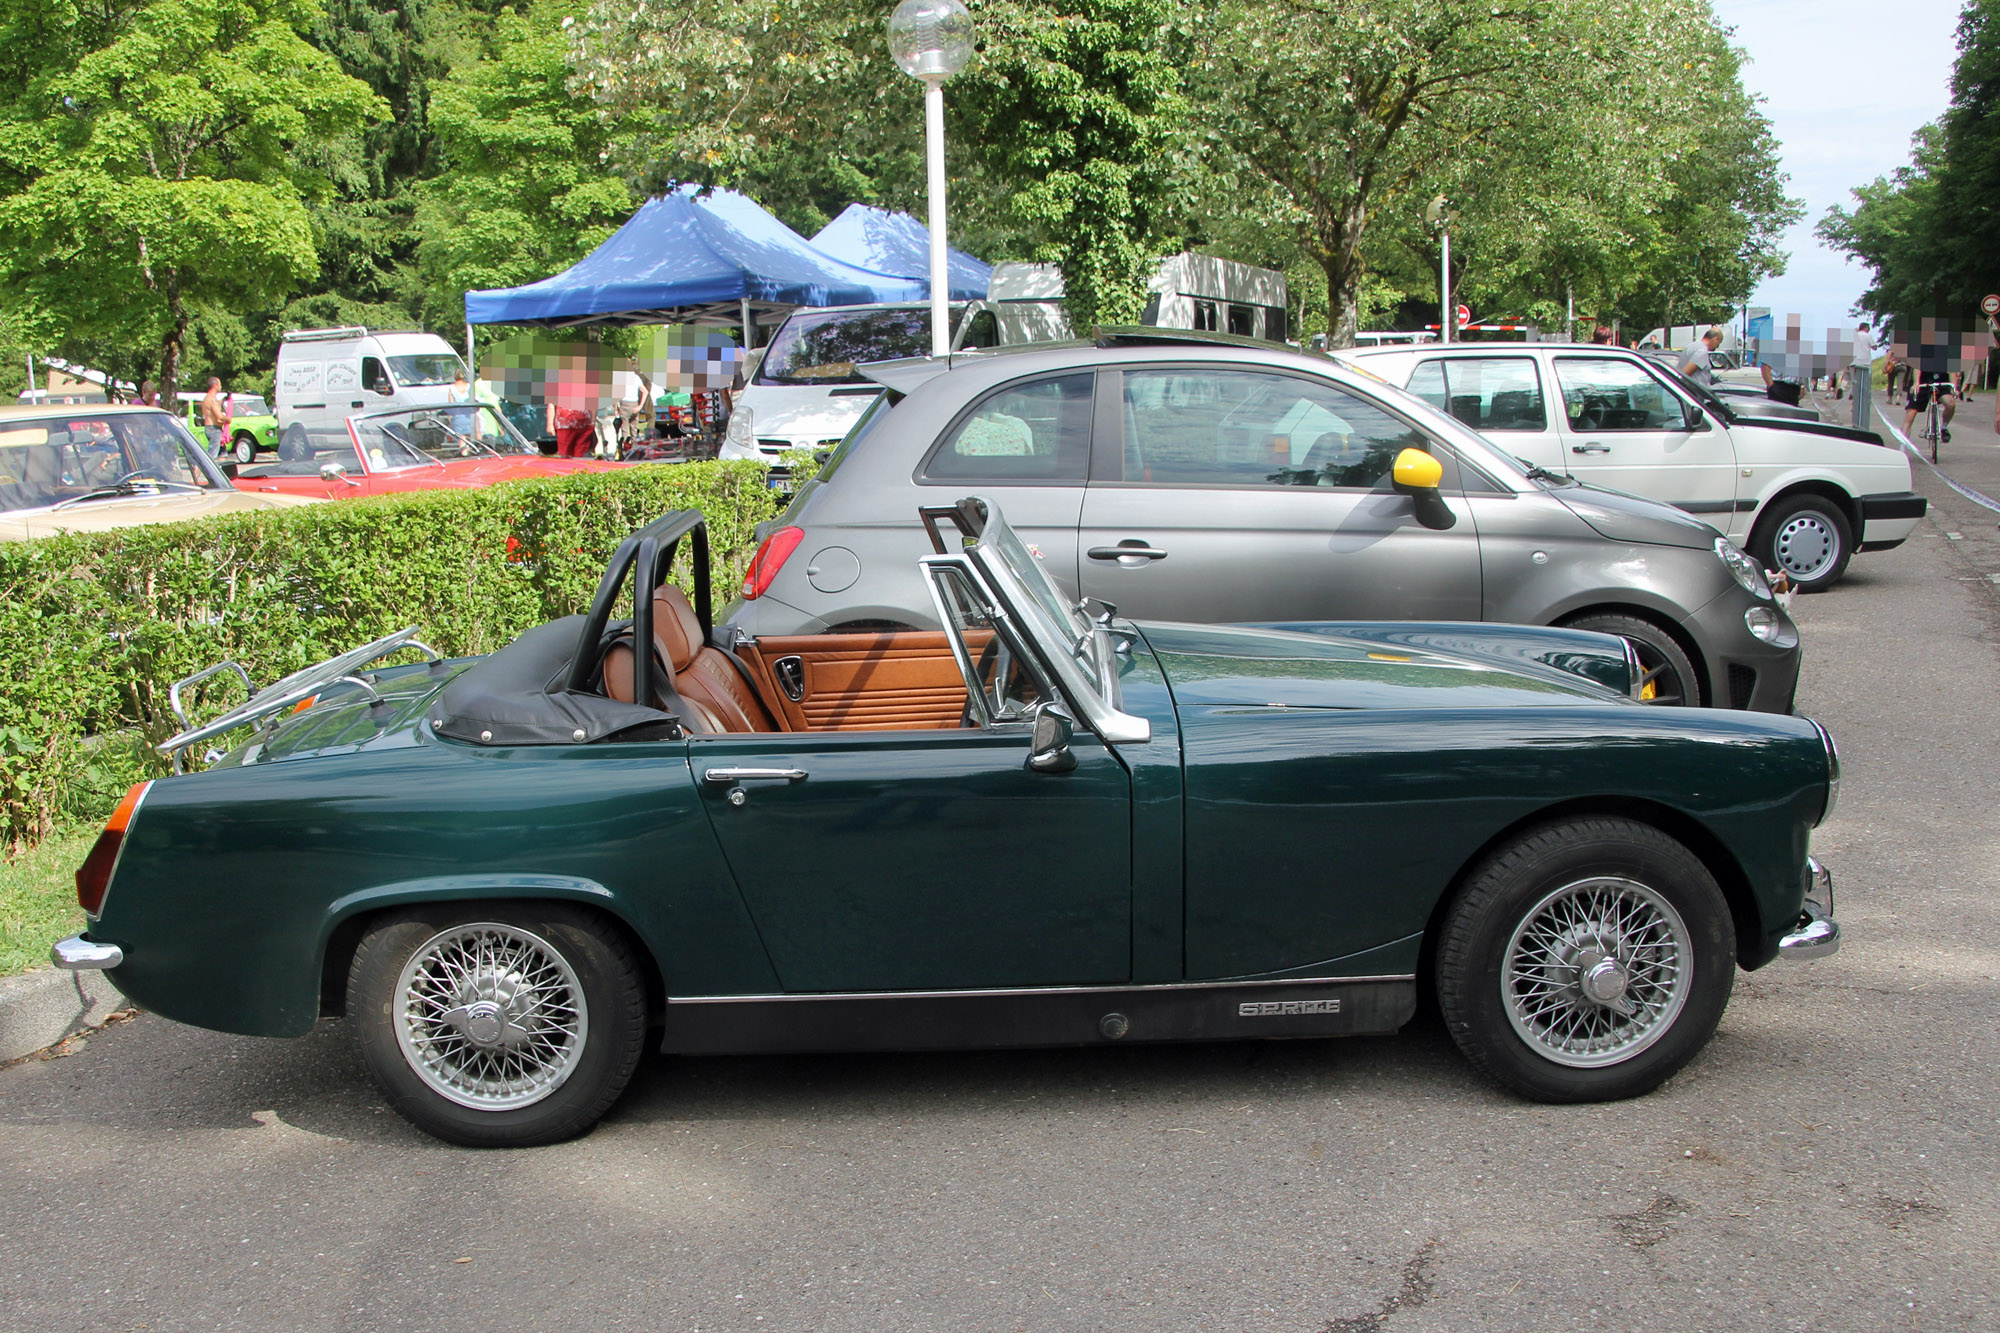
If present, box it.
[432,616,674,746]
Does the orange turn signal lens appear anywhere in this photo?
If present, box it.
[75,780,150,919]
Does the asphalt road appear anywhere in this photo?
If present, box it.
[4,476,1998,1332]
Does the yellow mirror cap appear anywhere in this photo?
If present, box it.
[1393,447,1443,489]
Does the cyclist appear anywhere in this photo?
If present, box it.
[1903,363,1959,445]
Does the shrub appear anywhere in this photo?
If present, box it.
[0,458,814,850]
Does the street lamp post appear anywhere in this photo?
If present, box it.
[888,0,974,359]
[1425,195,1454,345]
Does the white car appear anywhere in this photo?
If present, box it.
[1335,343,1925,591]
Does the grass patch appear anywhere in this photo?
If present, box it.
[1,830,91,977]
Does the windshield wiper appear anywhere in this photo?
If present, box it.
[51,479,199,510]
[1514,459,1572,486]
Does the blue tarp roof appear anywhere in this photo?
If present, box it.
[810,205,992,299]
[464,186,936,328]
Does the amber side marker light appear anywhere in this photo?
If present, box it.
[741,526,804,600]
[75,780,150,919]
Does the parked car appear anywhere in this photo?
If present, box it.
[722,302,1004,468]
[176,391,281,464]
[55,498,1842,1147]
[1337,342,1922,591]
[1634,349,1820,423]
[235,403,626,500]
[275,326,468,437]
[726,331,1802,713]
[0,404,313,540]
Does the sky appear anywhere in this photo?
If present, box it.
[1715,0,1966,335]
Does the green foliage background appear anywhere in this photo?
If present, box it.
[0,461,811,850]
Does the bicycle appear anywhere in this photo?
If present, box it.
[1921,383,1956,463]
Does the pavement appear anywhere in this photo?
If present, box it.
[2,452,1998,1330]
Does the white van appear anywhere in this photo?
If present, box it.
[275,328,467,436]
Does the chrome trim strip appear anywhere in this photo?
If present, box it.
[1809,719,1841,825]
[667,973,1417,1006]
[51,935,123,970]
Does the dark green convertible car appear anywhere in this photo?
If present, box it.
[55,497,1840,1147]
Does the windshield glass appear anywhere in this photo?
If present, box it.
[0,412,218,512]
[756,308,940,385]
[1646,360,1733,420]
[962,503,1105,696]
[232,394,271,416]
[385,354,464,388]
[350,405,533,469]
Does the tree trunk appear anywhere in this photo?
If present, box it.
[157,282,188,406]
[1318,196,1368,349]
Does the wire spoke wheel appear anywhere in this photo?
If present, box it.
[392,923,588,1111]
[1501,876,1692,1069]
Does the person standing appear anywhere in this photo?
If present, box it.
[1589,324,1616,345]
[1848,322,1875,429]
[200,377,230,457]
[1678,327,1724,385]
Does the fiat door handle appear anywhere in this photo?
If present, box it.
[702,768,806,784]
[1571,442,1610,454]
[1087,543,1169,561]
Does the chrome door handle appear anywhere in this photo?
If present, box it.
[1571,443,1610,454]
[1087,544,1169,560]
[702,767,806,784]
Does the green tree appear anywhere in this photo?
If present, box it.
[0,0,384,398]
[412,0,636,333]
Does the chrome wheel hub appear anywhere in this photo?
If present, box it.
[1502,877,1692,1068]
[1774,515,1836,580]
[393,924,587,1110]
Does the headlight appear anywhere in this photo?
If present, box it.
[1744,604,1783,642]
[1810,719,1840,825]
[1715,537,1772,599]
[723,406,754,452]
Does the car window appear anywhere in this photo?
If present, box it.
[756,308,933,385]
[1552,357,1691,432]
[927,562,1047,726]
[1406,360,1448,412]
[1439,358,1546,432]
[361,357,392,395]
[0,413,216,512]
[1119,368,1430,489]
[921,373,1092,483]
[385,354,461,388]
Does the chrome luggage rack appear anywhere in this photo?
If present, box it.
[158,626,445,771]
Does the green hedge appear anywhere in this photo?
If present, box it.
[0,458,811,850]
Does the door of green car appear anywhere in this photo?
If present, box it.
[688,726,1132,993]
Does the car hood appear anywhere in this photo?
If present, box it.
[1549,483,1720,550]
[1137,621,1626,712]
[0,488,317,540]
[736,385,880,443]
[1723,414,1887,448]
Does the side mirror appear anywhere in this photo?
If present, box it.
[1391,447,1457,530]
[1026,701,1078,774]
[319,462,358,486]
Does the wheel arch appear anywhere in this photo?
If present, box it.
[1413,797,1766,994]
[1552,604,1709,707]
[315,879,666,1022]
[1747,478,1860,544]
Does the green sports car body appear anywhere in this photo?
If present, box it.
[56,497,1841,1146]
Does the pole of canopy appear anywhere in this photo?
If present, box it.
[740,298,754,349]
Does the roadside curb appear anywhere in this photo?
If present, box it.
[0,966,128,1064]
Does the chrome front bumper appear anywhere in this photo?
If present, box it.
[51,936,123,970]
[1779,857,1840,960]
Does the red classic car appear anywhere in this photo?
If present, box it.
[234,404,626,500]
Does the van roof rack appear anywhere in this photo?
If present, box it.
[281,327,433,342]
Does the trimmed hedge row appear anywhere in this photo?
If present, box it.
[0,459,811,849]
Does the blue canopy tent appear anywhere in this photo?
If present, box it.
[463,186,940,333]
[810,204,992,298]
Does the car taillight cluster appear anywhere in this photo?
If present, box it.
[741,527,804,600]
[75,780,150,919]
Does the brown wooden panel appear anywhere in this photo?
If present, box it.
[744,631,977,731]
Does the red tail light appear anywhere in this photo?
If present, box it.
[741,527,804,600]
[75,780,150,919]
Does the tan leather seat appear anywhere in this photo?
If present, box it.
[601,586,776,733]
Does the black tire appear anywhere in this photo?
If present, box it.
[1563,612,1701,707]
[230,432,258,465]
[1752,493,1852,593]
[1435,817,1735,1103]
[347,904,648,1148]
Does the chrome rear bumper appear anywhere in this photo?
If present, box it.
[1779,858,1840,960]
[51,936,123,970]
